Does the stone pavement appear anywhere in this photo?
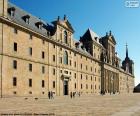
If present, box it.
[0,94,140,116]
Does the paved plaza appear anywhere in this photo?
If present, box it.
[0,93,140,116]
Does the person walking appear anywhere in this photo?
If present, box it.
[70,92,73,99]
[48,91,51,99]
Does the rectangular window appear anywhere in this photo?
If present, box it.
[42,66,45,74]
[29,34,32,39]
[74,61,76,67]
[14,42,17,52]
[53,68,55,75]
[74,73,76,79]
[42,51,45,59]
[13,77,17,86]
[91,67,92,71]
[29,47,32,56]
[75,83,76,89]
[42,80,45,88]
[70,60,71,66]
[14,28,18,34]
[53,81,55,88]
[53,55,55,62]
[86,65,88,70]
[86,84,88,89]
[81,64,82,69]
[13,60,17,69]
[53,44,55,48]
[29,79,32,87]
[29,63,32,72]
[81,84,83,89]
[81,74,82,80]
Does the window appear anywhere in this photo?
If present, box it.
[74,73,76,79]
[91,76,92,81]
[29,47,32,56]
[42,40,45,44]
[81,74,82,80]
[29,63,32,72]
[14,42,17,52]
[64,51,68,65]
[91,85,93,89]
[13,77,17,86]
[42,80,45,88]
[95,85,96,89]
[86,65,88,70]
[75,83,76,89]
[86,84,88,89]
[13,60,17,69]
[81,64,82,69]
[70,60,71,66]
[14,28,18,34]
[42,51,45,59]
[91,67,92,71]
[42,66,45,74]
[74,61,76,67]
[29,34,32,39]
[53,68,55,75]
[9,7,15,17]
[53,55,55,62]
[29,79,32,87]
[86,75,88,80]
[81,84,83,89]
[53,44,55,48]
[59,57,62,64]
[95,77,96,81]
[53,81,55,88]
[64,31,68,44]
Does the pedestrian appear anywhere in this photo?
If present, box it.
[78,92,80,97]
[51,91,54,99]
[48,91,51,99]
[70,92,73,99]
[73,92,75,98]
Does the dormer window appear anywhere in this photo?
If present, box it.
[22,15,30,24]
[35,21,43,30]
[8,7,16,18]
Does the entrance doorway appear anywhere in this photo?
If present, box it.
[63,80,68,95]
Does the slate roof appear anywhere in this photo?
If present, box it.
[7,2,93,57]
[8,3,54,37]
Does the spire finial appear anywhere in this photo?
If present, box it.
[64,14,67,20]
[57,16,60,21]
[109,30,112,36]
[106,32,108,36]
[126,42,128,58]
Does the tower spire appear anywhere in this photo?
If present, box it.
[126,43,128,58]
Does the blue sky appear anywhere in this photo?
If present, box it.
[10,0,140,86]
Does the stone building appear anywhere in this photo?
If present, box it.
[0,0,134,97]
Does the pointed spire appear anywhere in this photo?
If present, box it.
[126,43,128,58]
